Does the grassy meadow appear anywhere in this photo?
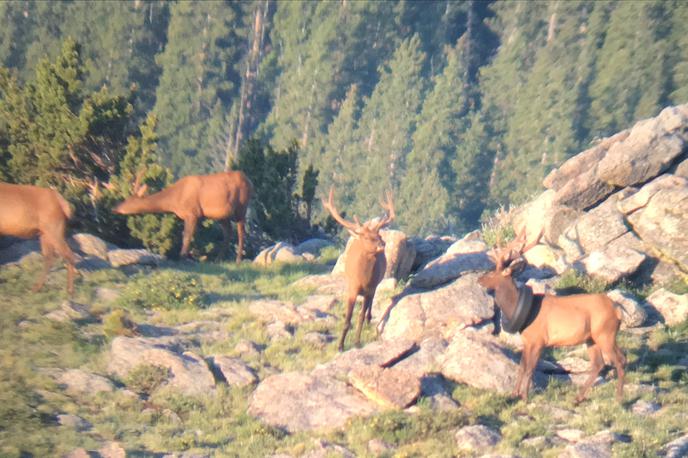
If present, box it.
[0,253,687,457]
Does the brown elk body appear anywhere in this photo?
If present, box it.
[478,231,625,403]
[113,171,253,261]
[0,183,77,296]
[322,188,394,351]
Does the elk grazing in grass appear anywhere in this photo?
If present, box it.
[322,187,395,351]
[0,183,77,296]
[113,170,253,262]
[478,229,625,404]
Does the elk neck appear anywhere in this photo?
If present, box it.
[494,277,520,323]
[124,186,178,214]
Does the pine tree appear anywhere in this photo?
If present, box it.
[451,111,493,229]
[153,1,241,177]
[350,35,427,221]
[668,0,688,103]
[493,1,598,204]
[397,39,470,235]
[1,38,132,193]
[103,114,180,255]
[588,1,672,138]
[317,84,361,213]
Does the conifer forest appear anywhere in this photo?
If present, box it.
[2,0,687,252]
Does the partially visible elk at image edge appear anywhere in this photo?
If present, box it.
[322,187,395,351]
[0,182,77,297]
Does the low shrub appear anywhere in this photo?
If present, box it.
[554,269,607,294]
[103,309,138,338]
[125,364,169,396]
[116,270,207,310]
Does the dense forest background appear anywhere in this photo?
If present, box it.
[1,0,687,254]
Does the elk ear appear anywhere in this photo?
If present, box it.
[135,184,148,197]
[502,258,526,276]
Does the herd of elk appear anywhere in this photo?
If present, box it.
[322,187,395,351]
[0,176,629,404]
[114,170,253,262]
[0,183,77,297]
[478,229,626,403]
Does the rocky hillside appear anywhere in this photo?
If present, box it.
[1,105,688,457]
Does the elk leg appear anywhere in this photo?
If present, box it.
[521,343,543,401]
[600,339,626,403]
[355,295,373,347]
[612,345,626,403]
[180,216,198,258]
[338,294,356,352]
[512,352,528,398]
[235,219,245,263]
[33,235,55,293]
[217,219,231,260]
[576,343,604,404]
[53,235,77,298]
[365,295,373,323]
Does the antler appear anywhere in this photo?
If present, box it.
[322,187,361,233]
[373,190,395,231]
[132,167,148,197]
[492,227,542,271]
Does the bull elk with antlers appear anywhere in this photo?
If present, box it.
[113,170,253,261]
[322,188,395,351]
[478,230,625,404]
[0,183,77,296]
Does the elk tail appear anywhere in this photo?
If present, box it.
[56,193,74,220]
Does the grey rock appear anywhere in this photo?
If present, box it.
[410,251,494,289]
[302,439,355,458]
[295,238,333,256]
[619,174,688,271]
[662,433,688,458]
[646,288,688,326]
[69,233,110,260]
[544,130,630,190]
[56,369,115,396]
[559,192,630,261]
[266,320,293,340]
[98,442,127,458]
[57,414,92,431]
[559,441,611,458]
[409,235,456,270]
[631,399,661,416]
[108,337,215,396]
[209,356,258,387]
[95,287,121,303]
[440,330,519,393]
[368,438,394,456]
[454,424,501,452]
[579,235,647,284]
[606,290,647,328]
[108,248,163,267]
[597,104,688,187]
[381,273,494,341]
[248,371,376,433]
[349,365,421,409]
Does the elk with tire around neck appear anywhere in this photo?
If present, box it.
[0,182,77,297]
[113,168,253,262]
[322,187,395,351]
[477,229,625,404]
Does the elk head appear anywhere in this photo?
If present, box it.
[322,187,394,254]
[478,228,542,290]
[113,168,149,215]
